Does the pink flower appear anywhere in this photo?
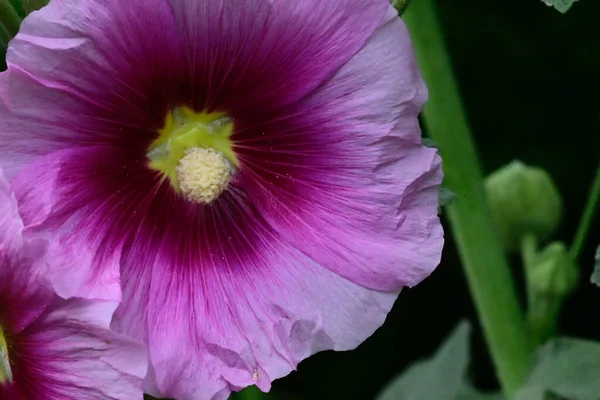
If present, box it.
[0,168,148,399]
[0,1,443,399]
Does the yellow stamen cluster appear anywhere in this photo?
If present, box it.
[147,107,238,204]
[176,147,232,204]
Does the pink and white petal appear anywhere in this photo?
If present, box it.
[11,148,127,301]
[114,212,396,400]
[0,0,183,178]
[10,298,147,400]
[237,6,443,292]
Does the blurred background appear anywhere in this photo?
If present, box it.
[268,1,600,398]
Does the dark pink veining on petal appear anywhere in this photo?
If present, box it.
[1,1,443,399]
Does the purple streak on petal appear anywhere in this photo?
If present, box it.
[2,298,147,399]
[0,0,183,178]
[234,6,443,291]
[0,167,51,333]
[1,169,147,399]
[113,196,397,399]
[12,148,136,301]
[167,0,388,113]
[2,1,443,398]
[1,0,388,178]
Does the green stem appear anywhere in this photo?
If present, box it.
[527,294,561,347]
[570,161,600,260]
[521,234,538,277]
[403,1,533,397]
[0,0,20,37]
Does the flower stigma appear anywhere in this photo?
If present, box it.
[0,326,12,383]
[147,107,238,204]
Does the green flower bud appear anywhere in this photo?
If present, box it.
[391,0,412,15]
[527,242,579,298]
[524,240,579,345]
[485,161,562,252]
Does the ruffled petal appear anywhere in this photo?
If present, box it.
[235,6,443,291]
[0,166,52,332]
[0,246,52,335]
[5,298,147,400]
[11,148,129,301]
[114,209,396,400]
[2,164,147,399]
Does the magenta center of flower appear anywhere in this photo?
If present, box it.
[146,107,237,204]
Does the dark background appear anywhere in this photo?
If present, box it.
[271,0,600,398]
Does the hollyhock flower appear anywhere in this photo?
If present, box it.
[0,168,148,399]
[0,0,443,399]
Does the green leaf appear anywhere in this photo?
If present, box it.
[377,322,503,400]
[8,0,24,17]
[540,0,580,13]
[516,338,600,400]
[21,0,47,13]
[592,245,600,286]
[231,386,270,400]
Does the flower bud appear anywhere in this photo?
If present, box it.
[525,241,579,345]
[527,242,579,298]
[485,161,562,252]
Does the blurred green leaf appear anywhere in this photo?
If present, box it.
[0,0,21,37]
[21,0,47,13]
[592,245,600,286]
[377,322,503,400]
[516,338,600,400]
[231,386,271,400]
[8,0,24,17]
[540,0,580,13]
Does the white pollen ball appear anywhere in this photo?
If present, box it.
[176,147,232,204]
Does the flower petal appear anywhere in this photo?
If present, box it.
[5,298,147,400]
[0,0,183,178]
[0,0,389,179]
[2,162,147,399]
[11,148,128,301]
[167,0,389,112]
[114,211,397,400]
[235,6,443,291]
[0,167,23,252]
[0,166,52,333]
